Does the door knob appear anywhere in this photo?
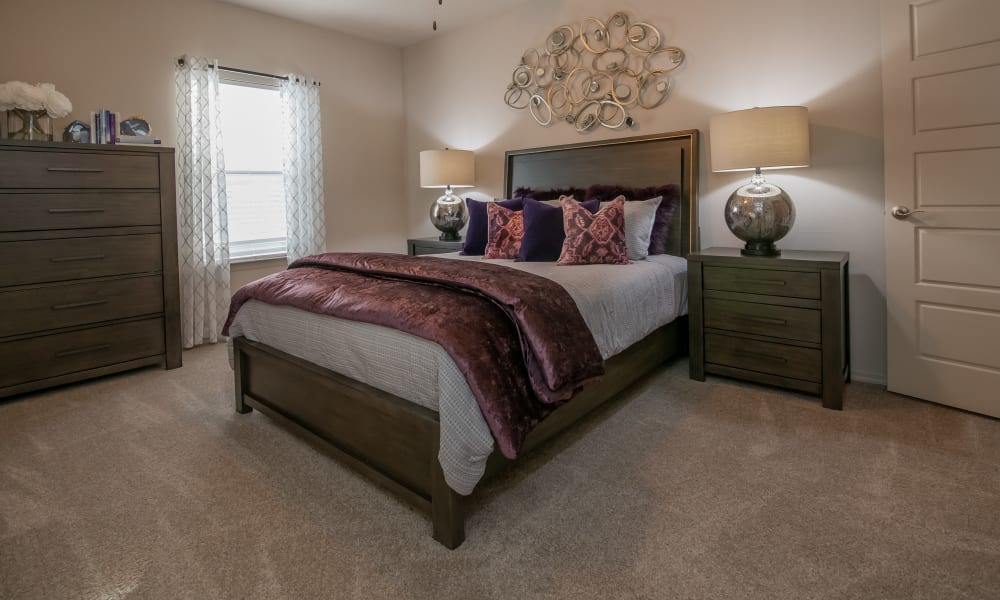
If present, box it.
[890,205,925,219]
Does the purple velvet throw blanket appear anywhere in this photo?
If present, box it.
[222,252,605,458]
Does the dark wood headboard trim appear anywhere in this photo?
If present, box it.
[503,130,700,256]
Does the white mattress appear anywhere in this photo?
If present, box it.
[227,254,688,494]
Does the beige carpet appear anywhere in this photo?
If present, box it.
[1,344,998,600]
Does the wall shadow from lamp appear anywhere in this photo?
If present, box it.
[709,106,811,257]
[420,148,476,241]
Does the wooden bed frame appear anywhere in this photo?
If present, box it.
[232,130,700,548]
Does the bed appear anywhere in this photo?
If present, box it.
[228,130,700,548]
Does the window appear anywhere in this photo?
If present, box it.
[219,77,286,260]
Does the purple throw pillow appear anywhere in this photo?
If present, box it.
[517,196,600,262]
[461,197,524,255]
[557,196,630,266]
[585,184,680,255]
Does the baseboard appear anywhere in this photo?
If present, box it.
[851,370,887,386]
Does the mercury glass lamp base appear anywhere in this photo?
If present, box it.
[724,171,795,259]
[429,188,468,242]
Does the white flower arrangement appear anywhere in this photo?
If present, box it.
[0,81,73,118]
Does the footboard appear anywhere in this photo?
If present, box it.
[232,337,465,548]
[231,316,685,549]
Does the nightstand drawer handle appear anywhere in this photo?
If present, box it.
[47,167,105,173]
[51,299,109,310]
[735,278,786,286]
[56,344,111,358]
[50,254,106,263]
[47,207,107,214]
[744,315,787,326]
[734,350,788,364]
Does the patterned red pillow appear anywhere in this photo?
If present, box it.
[484,202,524,259]
[557,195,629,265]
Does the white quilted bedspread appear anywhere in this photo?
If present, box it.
[227,253,688,494]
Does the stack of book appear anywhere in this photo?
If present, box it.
[90,109,116,144]
[89,110,161,145]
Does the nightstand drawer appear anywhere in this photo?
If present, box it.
[704,298,821,343]
[407,237,463,256]
[411,245,452,256]
[703,266,820,299]
[705,333,822,382]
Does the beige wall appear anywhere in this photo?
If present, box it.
[403,0,888,383]
[1,0,408,285]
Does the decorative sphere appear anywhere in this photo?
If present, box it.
[430,193,468,241]
[724,181,795,256]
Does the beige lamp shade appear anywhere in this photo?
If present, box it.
[419,149,475,188]
[709,106,810,172]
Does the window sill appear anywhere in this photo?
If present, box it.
[231,253,287,265]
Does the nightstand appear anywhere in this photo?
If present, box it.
[407,237,463,256]
[688,247,850,409]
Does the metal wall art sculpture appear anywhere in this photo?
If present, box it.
[505,13,684,132]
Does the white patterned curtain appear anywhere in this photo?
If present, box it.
[174,56,230,348]
[280,74,325,262]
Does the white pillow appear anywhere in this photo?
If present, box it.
[600,196,662,260]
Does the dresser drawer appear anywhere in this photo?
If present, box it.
[0,234,162,286]
[703,266,820,299]
[0,275,163,338]
[704,298,821,343]
[705,333,822,382]
[0,192,161,231]
[0,149,159,189]
[0,318,165,388]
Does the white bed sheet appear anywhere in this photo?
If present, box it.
[227,253,688,494]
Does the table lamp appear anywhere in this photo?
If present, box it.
[420,148,475,241]
[709,106,810,256]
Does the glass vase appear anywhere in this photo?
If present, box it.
[6,108,53,141]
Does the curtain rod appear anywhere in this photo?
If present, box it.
[175,58,321,86]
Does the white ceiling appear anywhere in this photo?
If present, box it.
[220,0,534,47]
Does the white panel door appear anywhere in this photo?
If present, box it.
[881,0,1000,417]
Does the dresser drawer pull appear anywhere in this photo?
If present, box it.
[46,167,105,173]
[733,350,788,364]
[743,315,787,326]
[735,278,786,286]
[50,254,107,263]
[55,344,111,358]
[51,299,109,310]
[47,208,107,214]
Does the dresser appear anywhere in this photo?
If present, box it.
[407,237,463,256]
[687,247,850,409]
[0,140,181,397]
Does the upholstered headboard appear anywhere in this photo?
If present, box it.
[503,131,700,257]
